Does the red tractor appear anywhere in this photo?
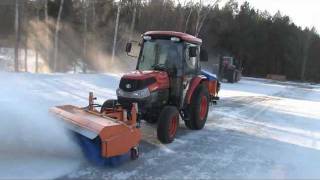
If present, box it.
[119,31,220,143]
[218,56,242,83]
[51,31,220,164]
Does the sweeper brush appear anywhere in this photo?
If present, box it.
[50,92,141,165]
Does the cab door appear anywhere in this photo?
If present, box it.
[180,43,201,108]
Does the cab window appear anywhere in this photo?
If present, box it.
[185,44,199,73]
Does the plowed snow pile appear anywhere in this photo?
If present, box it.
[0,73,85,179]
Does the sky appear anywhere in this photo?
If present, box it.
[219,0,320,32]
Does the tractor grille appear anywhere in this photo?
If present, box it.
[119,77,156,92]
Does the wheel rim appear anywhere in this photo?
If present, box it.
[168,115,178,139]
[199,96,208,120]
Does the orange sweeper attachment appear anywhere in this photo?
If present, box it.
[50,92,141,165]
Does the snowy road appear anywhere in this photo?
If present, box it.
[0,73,320,179]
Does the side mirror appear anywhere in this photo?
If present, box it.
[125,42,132,53]
[200,49,208,62]
[189,47,197,58]
[126,41,140,58]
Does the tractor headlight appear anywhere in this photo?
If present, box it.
[117,88,151,99]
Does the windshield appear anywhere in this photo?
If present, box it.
[137,39,183,71]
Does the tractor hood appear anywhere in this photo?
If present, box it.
[122,70,167,80]
[119,70,169,92]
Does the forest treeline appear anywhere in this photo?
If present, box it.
[0,0,319,81]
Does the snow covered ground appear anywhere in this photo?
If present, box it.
[0,72,320,179]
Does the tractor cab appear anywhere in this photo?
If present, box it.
[126,31,208,76]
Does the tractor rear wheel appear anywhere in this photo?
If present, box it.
[185,83,209,130]
[236,71,241,82]
[227,70,235,83]
[157,106,179,144]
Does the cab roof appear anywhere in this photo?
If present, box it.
[144,31,202,45]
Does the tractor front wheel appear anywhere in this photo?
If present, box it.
[185,83,209,130]
[100,99,118,113]
[157,106,179,144]
[130,146,140,160]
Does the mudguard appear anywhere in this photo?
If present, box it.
[185,75,208,104]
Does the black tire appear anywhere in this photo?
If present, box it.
[130,146,139,160]
[100,99,118,113]
[157,106,179,144]
[234,72,239,82]
[185,83,209,130]
[184,118,194,129]
[227,70,235,83]
[144,113,158,124]
[236,71,241,82]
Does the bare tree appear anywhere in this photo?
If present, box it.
[45,0,48,29]
[53,0,64,72]
[82,0,88,73]
[23,1,28,72]
[35,48,39,73]
[129,0,138,41]
[91,0,98,64]
[45,0,49,62]
[175,0,187,31]
[194,0,202,36]
[91,0,96,32]
[184,5,194,33]
[300,29,313,81]
[92,0,95,22]
[194,0,220,37]
[24,39,28,72]
[35,6,40,73]
[111,1,121,63]
[14,0,21,72]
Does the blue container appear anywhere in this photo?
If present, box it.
[201,70,218,81]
